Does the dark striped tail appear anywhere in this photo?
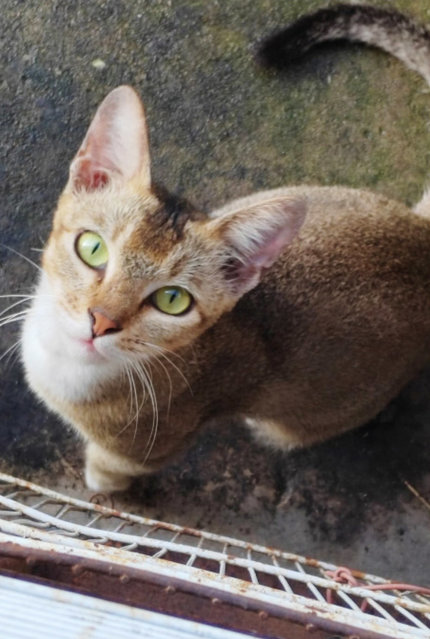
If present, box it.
[257,4,430,86]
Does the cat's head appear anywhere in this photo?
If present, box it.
[39,86,306,368]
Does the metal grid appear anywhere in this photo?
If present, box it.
[0,471,429,639]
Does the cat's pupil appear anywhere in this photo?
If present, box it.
[91,242,100,255]
[169,291,178,304]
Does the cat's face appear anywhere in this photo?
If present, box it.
[25,86,305,388]
[41,181,241,367]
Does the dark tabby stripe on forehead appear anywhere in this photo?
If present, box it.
[151,184,206,238]
[257,3,430,69]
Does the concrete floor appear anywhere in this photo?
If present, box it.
[1,0,430,585]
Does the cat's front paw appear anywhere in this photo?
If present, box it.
[85,462,133,492]
[84,441,141,492]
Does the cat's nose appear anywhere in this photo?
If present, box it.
[89,308,122,338]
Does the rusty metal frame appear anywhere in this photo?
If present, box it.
[0,471,429,639]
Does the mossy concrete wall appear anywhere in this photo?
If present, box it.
[1,0,430,583]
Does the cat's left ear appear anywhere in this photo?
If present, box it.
[67,86,151,192]
[209,195,306,296]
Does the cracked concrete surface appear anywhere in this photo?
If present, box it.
[1,0,430,585]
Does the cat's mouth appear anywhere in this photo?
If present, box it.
[76,336,110,361]
[78,337,97,352]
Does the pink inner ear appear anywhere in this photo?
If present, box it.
[91,171,109,189]
[225,225,295,295]
[68,86,151,193]
[72,156,110,191]
[250,223,298,270]
[221,198,306,296]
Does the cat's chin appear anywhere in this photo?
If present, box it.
[21,275,124,403]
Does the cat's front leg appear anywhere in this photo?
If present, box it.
[85,441,148,492]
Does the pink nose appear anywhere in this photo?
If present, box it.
[89,309,121,338]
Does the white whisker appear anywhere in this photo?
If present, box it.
[0,339,22,367]
[130,360,155,450]
[115,339,193,467]
[149,342,186,364]
[124,364,134,417]
[0,243,42,273]
[0,294,39,299]
[129,366,139,440]
[145,342,192,394]
[117,364,139,437]
[130,358,158,467]
[149,353,173,415]
[120,365,133,413]
[0,310,30,329]
[0,298,33,318]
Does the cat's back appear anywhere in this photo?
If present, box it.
[279,184,423,237]
[236,185,430,360]
[269,184,430,299]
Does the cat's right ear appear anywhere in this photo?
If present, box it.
[209,195,307,296]
[67,86,151,192]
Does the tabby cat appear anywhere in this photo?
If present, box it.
[20,4,430,491]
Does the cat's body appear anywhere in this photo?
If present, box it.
[20,5,430,491]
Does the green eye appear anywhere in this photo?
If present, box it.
[76,231,108,268]
[152,286,192,315]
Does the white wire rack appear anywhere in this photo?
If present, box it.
[0,471,429,639]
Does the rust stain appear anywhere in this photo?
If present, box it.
[0,543,339,639]
[303,557,320,568]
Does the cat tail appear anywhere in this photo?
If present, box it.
[257,3,430,218]
[256,3,430,87]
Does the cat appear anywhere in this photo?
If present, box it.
[19,4,430,492]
